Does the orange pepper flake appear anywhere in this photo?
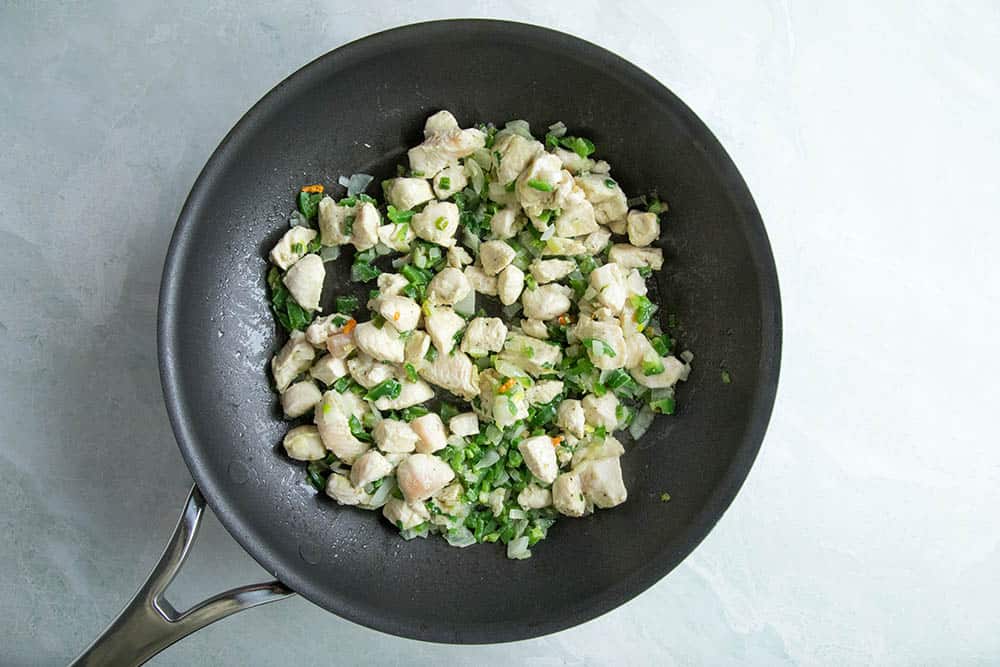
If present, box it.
[342,318,357,334]
[393,311,400,321]
[551,435,564,447]
[301,184,324,193]
[558,314,572,326]
[498,378,516,394]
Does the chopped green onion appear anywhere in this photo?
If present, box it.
[637,266,653,278]
[603,369,632,389]
[364,379,402,401]
[349,414,372,442]
[721,370,732,384]
[604,178,616,189]
[401,405,430,421]
[660,492,671,502]
[439,176,451,190]
[405,363,419,383]
[387,205,414,223]
[558,136,596,158]
[333,376,354,393]
[290,242,304,254]
[504,180,516,192]
[630,294,656,328]
[650,335,672,356]
[298,191,322,220]
[434,216,448,231]
[582,338,617,358]
[527,179,553,192]
[642,358,665,376]
[335,295,359,313]
[651,396,676,415]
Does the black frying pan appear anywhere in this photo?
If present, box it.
[75,19,780,664]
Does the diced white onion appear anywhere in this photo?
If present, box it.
[494,358,529,378]
[445,525,476,548]
[340,173,374,196]
[540,225,555,241]
[629,405,655,440]
[504,119,533,140]
[360,477,395,510]
[547,121,567,138]
[508,508,527,520]
[391,255,409,269]
[680,350,694,363]
[374,242,393,256]
[506,536,531,560]
[470,148,493,171]
[464,158,485,194]
[474,448,501,470]
[454,288,476,317]
[320,245,341,262]
[289,210,310,228]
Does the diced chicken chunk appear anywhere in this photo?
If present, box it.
[318,197,353,246]
[449,412,479,437]
[433,161,468,199]
[530,259,576,284]
[309,354,348,386]
[521,318,549,339]
[373,418,420,453]
[479,240,517,275]
[574,317,626,370]
[460,317,508,357]
[350,202,380,251]
[378,221,415,253]
[588,262,628,313]
[353,320,405,363]
[552,472,586,517]
[495,133,545,186]
[582,229,612,255]
[271,331,315,392]
[383,496,430,530]
[515,153,571,220]
[542,237,587,256]
[411,201,460,247]
[269,226,317,270]
[383,178,434,212]
[346,354,395,389]
[578,457,627,508]
[627,209,660,247]
[492,389,528,428]
[552,147,595,174]
[306,314,348,347]
[373,295,421,332]
[521,283,572,320]
[498,333,563,376]
[396,453,456,502]
[314,390,369,464]
[608,243,664,270]
[283,254,325,312]
[517,485,552,509]
[572,435,625,468]
[554,188,599,237]
[434,482,465,515]
[281,381,322,418]
[326,473,371,506]
[408,116,486,178]
[497,265,524,306]
[447,245,473,268]
[490,208,522,239]
[404,330,431,365]
[427,267,471,305]
[464,265,498,296]
[424,306,465,355]
[557,399,586,438]
[411,413,448,453]
[575,173,628,225]
[582,392,620,430]
[419,351,480,400]
[526,380,563,405]
[350,450,393,488]
[631,355,688,389]
[377,272,409,297]
[518,435,559,484]
[373,380,435,411]
[282,425,325,461]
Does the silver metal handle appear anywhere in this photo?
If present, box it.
[71,485,295,666]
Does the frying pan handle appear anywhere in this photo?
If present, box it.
[70,485,295,666]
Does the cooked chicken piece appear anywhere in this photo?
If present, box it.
[631,354,688,389]
[318,196,353,246]
[373,379,435,411]
[325,331,356,360]
[573,317,626,370]
[479,240,517,275]
[309,354,348,386]
[575,173,628,225]
[350,450,393,488]
[419,350,480,400]
[520,318,549,340]
[551,147,594,174]
[497,265,525,306]
[404,330,431,365]
[552,472,586,517]
[314,390,369,464]
[271,331,315,392]
[346,354,395,388]
[518,435,559,484]
[517,485,552,510]
[515,153,572,221]
[411,201,460,247]
[306,314,349,347]
[571,435,625,468]
[488,488,507,517]
[408,112,486,178]
[582,392,620,431]
[626,209,659,247]
[495,133,545,186]
[521,283,572,320]
[282,425,325,461]
[588,262,628,314]
[553,187,599,238]
[578,456,627,508]
[377,220,416,253]
[433,161,468,199]
[269,226,318,270]
[490,207,522,239]
[281,381,323,418]
[582,229,612,255]
[383,178,434,212]
[449,412,479,437]
[487,180,519,208]
[382,496,430,530]
[498,333,563,376]
[556,399,586,438]
[530,259,576,284]
[353,320,405,363]
[424,306,465,355]
[427,267,471,306]
[464,265,498,296]
[326,473,371,506]
[396,453,456,502]
[491,384,529,428]
[460,317,508,357]
[373,418,420,453]
[350,202,380,251]
[447,245,473,268]
[377,272,410,296]
[283,254,325,312]
[410,413,448,453]
[608,243,664,270]
[526,380,563,405]
[435,482,466,515]
[541,236,587,256]
[373,294,421,332]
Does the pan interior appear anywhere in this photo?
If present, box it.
[159,20,780,643]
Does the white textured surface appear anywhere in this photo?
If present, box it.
[2,2,999,665]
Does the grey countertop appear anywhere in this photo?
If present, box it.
[3,2,999,665]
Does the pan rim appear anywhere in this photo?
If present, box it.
[157,18,782,644]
